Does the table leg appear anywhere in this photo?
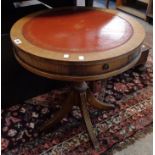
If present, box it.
[39,91,75,132]
[74,81,114,151]
[87,89,115,110]
[79,92,100,151]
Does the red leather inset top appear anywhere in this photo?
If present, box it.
[23,8,133,53]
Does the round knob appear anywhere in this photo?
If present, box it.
[103,63,109,70]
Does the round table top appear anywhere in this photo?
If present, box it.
[11,7,145,62]
[22,8,133,53]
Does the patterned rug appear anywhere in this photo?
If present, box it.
[2,55,153,155]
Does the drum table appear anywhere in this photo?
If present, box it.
[11,7,146,150]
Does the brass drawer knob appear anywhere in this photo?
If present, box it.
[103,63,109,70]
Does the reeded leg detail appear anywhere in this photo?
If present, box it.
[79,92,100,151]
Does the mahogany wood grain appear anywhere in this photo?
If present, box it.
[14,49,141,81]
